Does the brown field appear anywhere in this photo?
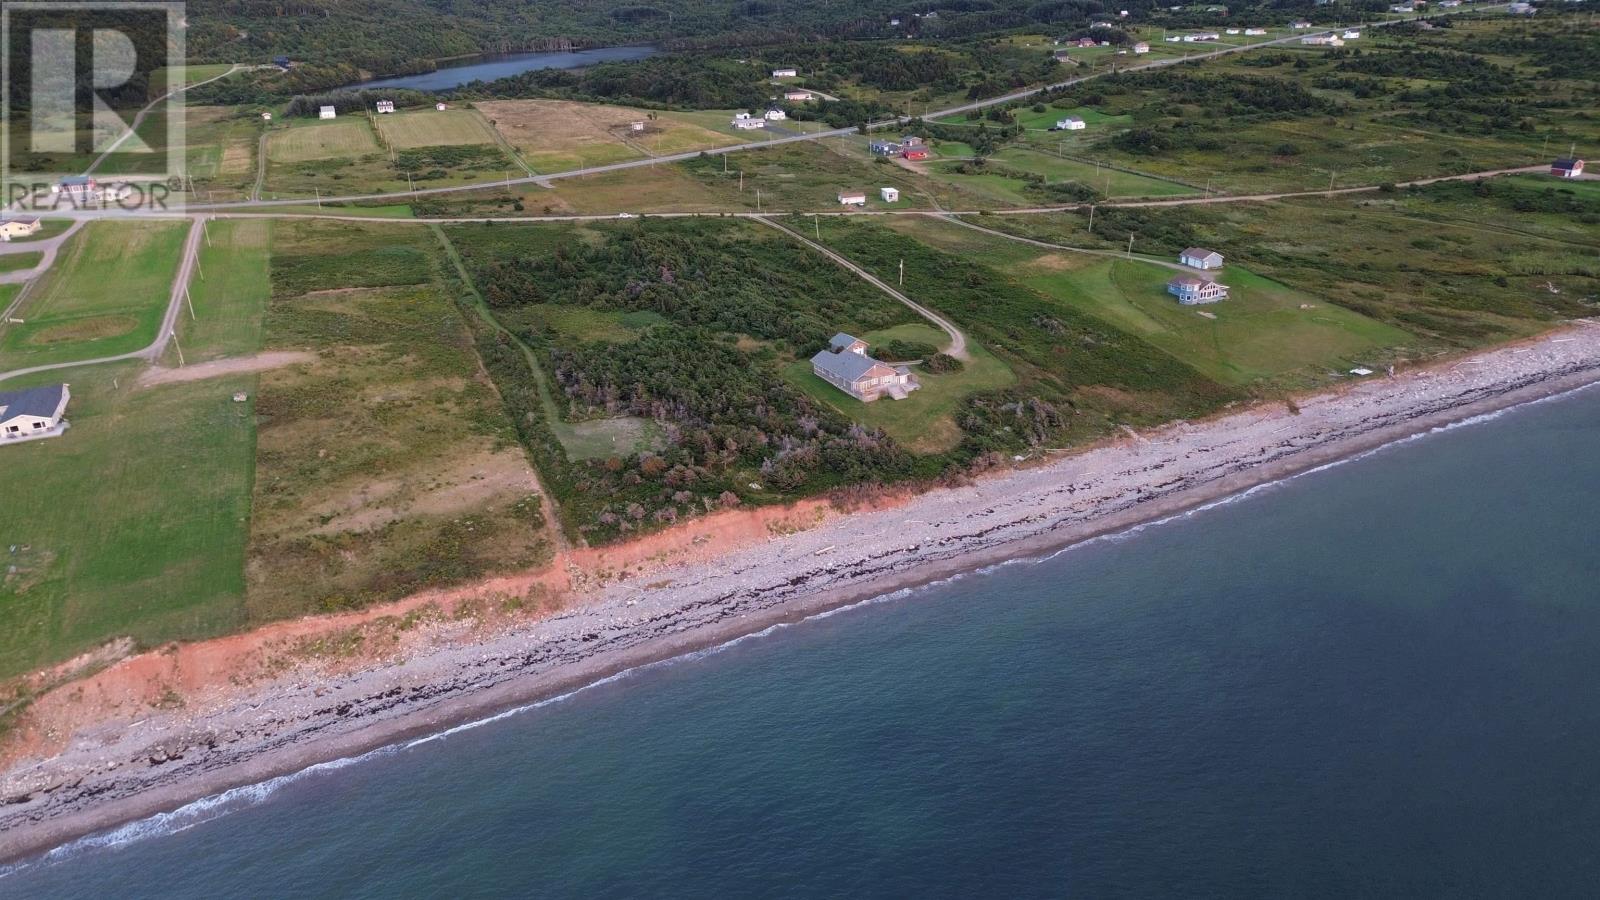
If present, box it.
[474,99,743,173]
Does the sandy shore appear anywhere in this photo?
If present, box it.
[5,323,1600,864]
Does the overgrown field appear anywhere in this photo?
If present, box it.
[248,219,552,620]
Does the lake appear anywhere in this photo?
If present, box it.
[348,45,661,93]
[8,384,1600,897]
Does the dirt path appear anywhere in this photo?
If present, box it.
[936,215,1196,272]
[755,215,970,360]
[136,350,315,387]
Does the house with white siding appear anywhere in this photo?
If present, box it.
[0,383,71,443]
[0,216,41,241]
[838,190,867,206]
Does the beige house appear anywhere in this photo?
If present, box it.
[0,383,70,443]
[0,216,42,241]
[811,334,919,402]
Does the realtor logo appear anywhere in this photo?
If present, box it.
[2,2,186,211]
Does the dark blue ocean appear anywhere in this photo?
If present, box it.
[8,386,1600,898]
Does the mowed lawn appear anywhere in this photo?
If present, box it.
[375,109,499,149]
[0,220,187,370]
[0,365,256,678]
[267,118,381,163]
[1019,254,1411,385]
[784,323,1017,453]
[475,99,744,172]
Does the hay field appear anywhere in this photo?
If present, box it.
[375,109,499,149]
[475,99,742,172]
[266,119,381,163]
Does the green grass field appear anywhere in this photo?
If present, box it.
[0,364,256,678]
[0,252,42,274]
[375,109,498,149]
[0,220,187,370]
[174,219,271,362]
[783,323,1017,453]
[991,148,1200,197]
[1020,256,1411,385]
[266,118,381,163]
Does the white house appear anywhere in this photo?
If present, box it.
[1165,35,1183,42]
[261,112,272,121]
[436,102,449,111]
[319,105,337,119]
[731,112,766,130]
[784,90,813,101]
[1290,20,1313,29]
[772,67,798,77]
[764,108,787,121]
[1167,275,1230,304]
[1180,247,1225,269]
[0,383,70,443]
[1133,41,1151,53]
[1302,34,1345,46]
[0,216,42,241]
[880,186,900,202]
[838,191,867,206]
[811,334,919,402]
[1056,117,1086,130]
[631,120,646,131]
[1507,1,1535,12]
[1551,158,1585,178]
[1245,27,1268,35]
[1226,27,1241,34]
[375,100,396,114]
[1343,29,1362,38]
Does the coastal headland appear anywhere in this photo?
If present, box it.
[4,323,1600,865]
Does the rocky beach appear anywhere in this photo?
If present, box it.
[5,323,1600,867]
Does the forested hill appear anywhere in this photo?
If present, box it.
[183,0,1368,73]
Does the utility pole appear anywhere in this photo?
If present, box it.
[185,286,195,320]
[1328,170,1336,194]
[756,188,761,212]
[814,214,820,241]
[171,331,185,367]
[407,171,415,193]
[739,170,744,192]
[203,218,211,246]
[315,187,321,209]
[899,258,905,286]
[1127,233,1135,257]
[1088,204,1095,233]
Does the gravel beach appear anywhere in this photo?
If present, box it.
[5,323,1600,865]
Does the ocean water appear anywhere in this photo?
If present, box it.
[8,386,1600,898]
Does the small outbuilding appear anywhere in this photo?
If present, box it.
[0,383,71,443]
[319,105,337,119]
[784,90,813,101]
[1551,158,1585,179]
[881,187,900,202]
[375,100,396,114]
[772,67,798,78]
[764,109,787,121]
[1056,117,1086,131]
[838,191,867,206]
[1180,247,1225,269]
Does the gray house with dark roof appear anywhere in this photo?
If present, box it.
[0,383,71,442]
[811,334,919,402]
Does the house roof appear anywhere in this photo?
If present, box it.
[1,215,39,225]
[0,383,67,420]
[1553,158,1583,168]
[1169,275,1204,287]
[812,348,888,383]
[59,175,93,186]
[1182,247,1222,260]
[830,332,862,350]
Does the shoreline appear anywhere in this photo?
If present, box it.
[5,326,1600,867]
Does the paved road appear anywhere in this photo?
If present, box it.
[0,218,204,384]
[172,9,1480,214]
[754,215,970,360]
